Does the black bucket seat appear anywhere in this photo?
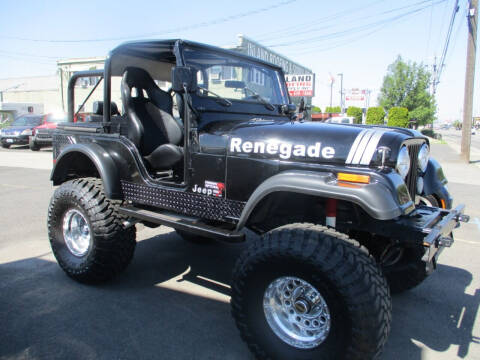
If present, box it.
[121,67,183,170]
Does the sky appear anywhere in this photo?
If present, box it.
[0,0,478,122]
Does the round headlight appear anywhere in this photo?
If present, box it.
[417,144,429,172]
[396,146,410,179]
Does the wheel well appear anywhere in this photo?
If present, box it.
[52,152,100,185]
[245,191,360,234]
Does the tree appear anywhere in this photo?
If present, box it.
[346,106,363,124]
[366,107,385,125]
[311,105,322,113]
[325,106,341,113]
[387,107,409,127]
[378,56,436,126]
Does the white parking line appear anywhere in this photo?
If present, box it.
[455,238,480,245]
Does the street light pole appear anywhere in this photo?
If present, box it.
[329,81,333,109]
[337,73,343,113]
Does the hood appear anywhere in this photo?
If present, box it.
[223,120,421,166]
[35,123,55,130]
[2,125,36,134]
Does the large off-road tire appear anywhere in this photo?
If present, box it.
[47,177,136,283]
[231,224,391,360]
[1,143,10,149]
[175,229,212,244]
[383,246,428,294]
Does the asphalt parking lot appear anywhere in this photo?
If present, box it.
[0,143,479,360]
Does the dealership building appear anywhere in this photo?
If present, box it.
[0,35,314,119]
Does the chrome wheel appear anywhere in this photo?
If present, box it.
[263,276,331,349]
[419,196,434,207]
[62,209,91,257]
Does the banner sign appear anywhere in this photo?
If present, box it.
[285,74,315,97]
[345,88,367,108]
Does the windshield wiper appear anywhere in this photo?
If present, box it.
[198,86,232,107]
[243,86,275,111]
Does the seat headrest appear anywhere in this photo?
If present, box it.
[93,101,120,115]
[122,67,156,90]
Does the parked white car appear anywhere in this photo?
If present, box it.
[325,116,355,124]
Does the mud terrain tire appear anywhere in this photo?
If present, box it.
[48,177,136,283]
[383,246,428,294]
[231,223,391,360]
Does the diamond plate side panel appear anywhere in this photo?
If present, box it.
[53,134,74,159]
[121,181,245,221]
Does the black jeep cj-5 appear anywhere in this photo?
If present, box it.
[48,40,468,359]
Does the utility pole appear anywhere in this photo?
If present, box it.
[461,0,478,163]
[432,56,438,95]
[432,56,437,129]
[337,73,343,113]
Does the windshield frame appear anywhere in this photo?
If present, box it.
[182,44,290,115]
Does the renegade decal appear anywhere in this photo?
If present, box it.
[229,138,335,159]
[192,181,225,197]
[345,129,387,165]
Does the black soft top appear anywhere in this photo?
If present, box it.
[109,39,283,72]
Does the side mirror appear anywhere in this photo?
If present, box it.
[281,104,297,114]
[172,66,197,93]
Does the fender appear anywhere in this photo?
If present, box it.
[422,158,452,208]
[236,170,414,230]
[51,143,121,198]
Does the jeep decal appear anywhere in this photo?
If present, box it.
[192,181,225,197]
[230,137,335,160]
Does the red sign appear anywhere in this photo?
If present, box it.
[285,74,314,97]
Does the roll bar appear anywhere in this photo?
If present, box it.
[67,69,104,122]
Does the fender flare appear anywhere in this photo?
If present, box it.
[236,170,413,230]
[51,143,121,198]
[422,158,452,208]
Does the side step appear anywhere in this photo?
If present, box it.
[118,206,245,243]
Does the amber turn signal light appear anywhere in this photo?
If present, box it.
[337,172,370,184]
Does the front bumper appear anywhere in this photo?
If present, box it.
[31,134,53,145]
[1,135,29,145]
[421,204,468,273]
[340,203,468,273]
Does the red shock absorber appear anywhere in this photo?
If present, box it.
[325,198,337,228]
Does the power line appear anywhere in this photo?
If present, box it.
[444,7,468,66]
[425,0,435,59]
[0,53,55,65]
[435,0,453,51]
[434,0,460,91]
[253,0,387,42]
[0,50,60,59]
[0,0,297,43]
[265,0,447,48]
[257,0,437,44]
[292,22,392,55]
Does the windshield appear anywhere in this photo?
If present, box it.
[12,116,43,127]
[45,113,67,123]
[183,47,288,107]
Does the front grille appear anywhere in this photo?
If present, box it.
[36,133,51,139]
[405,143,421,200]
